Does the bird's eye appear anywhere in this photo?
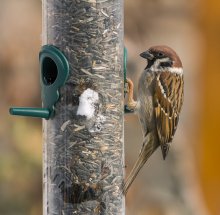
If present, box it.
[157,52,164,57]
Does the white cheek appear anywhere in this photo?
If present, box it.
[150,58,183,75]
[151,57,170,70]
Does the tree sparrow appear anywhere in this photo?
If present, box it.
[123,45,184,195]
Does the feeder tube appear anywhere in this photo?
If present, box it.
[42,0,124,214]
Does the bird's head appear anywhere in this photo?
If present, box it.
[140,45,182,72]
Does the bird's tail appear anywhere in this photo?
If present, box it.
[122,132,158,195]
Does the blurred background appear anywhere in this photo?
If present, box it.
[0,0,220,214]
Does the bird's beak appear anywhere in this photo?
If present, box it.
[140,51,154,60]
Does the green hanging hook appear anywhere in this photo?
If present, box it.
[9,108,51,119]
[9,45,69,119]
[124,47,128,97]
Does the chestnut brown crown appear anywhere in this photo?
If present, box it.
[140,45,182,69]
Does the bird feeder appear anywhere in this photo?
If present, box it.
[10,0,125,214]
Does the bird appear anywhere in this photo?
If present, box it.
[122,45,184,195]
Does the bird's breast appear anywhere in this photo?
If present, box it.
[137,70,156,133]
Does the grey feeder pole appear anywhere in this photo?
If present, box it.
[10,0,125,214]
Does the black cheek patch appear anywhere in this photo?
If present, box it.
[160,60,173,68]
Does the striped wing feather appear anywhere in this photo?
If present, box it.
[154,71,184,145]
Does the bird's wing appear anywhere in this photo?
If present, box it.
[154,71,184,147]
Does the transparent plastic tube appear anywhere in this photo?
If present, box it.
[42,0,124,214]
